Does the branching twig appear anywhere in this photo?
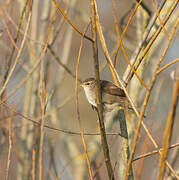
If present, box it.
[125,0,178,84]
[1,101,123,136]
[157,58,179,74]
[52,0,93,42]
[133,142,179,162]
[123,0,167,83]
[125,16,179,180]
[0,9,31,97]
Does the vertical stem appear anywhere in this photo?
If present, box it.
[90,0,115,179]
[117,109,134,180]
[157,65,179,180]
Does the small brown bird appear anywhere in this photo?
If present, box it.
[80,78,133,112]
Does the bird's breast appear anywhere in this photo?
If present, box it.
[83,87,97,107]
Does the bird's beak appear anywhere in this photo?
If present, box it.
[80,83,83,87]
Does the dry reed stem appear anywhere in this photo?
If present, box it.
[112,4,134,179]
[38,9,56,180]
[1,58,40,103]
[75,23,93,180]
[1,39,82,104]
[39,53,46,180]
[1,5,31,173]
[91,0,115,179]
[157,67,179,179]
[2,10,19,50]
[166,140,179,178]
[124,8,179,176]
[6,12,44,46]
[125,17,179,180]
[5,105,14,180]
[1,1,177,179]
[0,10,31,97]
[32,149,36,180]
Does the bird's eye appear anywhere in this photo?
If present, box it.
[86,82,90,85]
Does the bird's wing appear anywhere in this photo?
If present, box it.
[100,80,126,97]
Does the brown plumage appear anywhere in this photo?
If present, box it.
[81,78,133,111]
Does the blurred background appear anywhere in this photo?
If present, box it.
[0,0,178,179]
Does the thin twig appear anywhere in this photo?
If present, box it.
[2,10,19,51]
[38,49,46,180]
[75,22,93,179]
[0,10,31,97]
[38,9,54,180]
[5,105,14,180]
[1,101,122,136]
[32,149,36,180]
[114,0,144,66]
[52,0,93,42]
[133,142,179,162]
[48,45,82,83]
[157,58,179,74]
[1,58,40,103]
[152,0,169,38]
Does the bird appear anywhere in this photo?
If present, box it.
[80,78,133,112]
